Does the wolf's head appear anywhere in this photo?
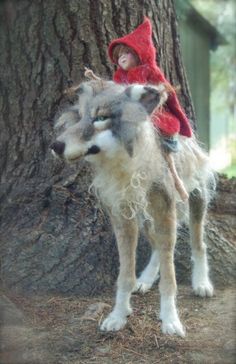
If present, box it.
[51,81,167,162]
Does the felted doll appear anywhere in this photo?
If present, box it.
[107,17,193,200]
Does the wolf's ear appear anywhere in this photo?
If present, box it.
[125,84,168,113]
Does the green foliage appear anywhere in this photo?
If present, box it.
[222,138,236,177]
[229,139,236,164]
[223,164,236,178]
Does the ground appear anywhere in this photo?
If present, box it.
[0,285,235,364]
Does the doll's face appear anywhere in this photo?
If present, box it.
[118,52,138,71]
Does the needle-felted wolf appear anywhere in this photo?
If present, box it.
[51,80,214,337]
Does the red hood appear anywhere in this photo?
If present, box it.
[108,17,157,67]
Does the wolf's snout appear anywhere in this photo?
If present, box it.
[51,141,65,156]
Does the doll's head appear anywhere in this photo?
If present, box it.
[112,44,140,70]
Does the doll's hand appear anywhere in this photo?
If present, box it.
[84,67,94,78]
[84,67,101,81]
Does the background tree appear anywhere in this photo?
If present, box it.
[0,0,235,295]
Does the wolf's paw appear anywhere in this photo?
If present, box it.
[100,313,127,332]
[133,272,159,294]
[193,280,214,297]
[133,280,153,293]
[161,319,186,337]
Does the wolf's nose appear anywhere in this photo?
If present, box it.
[50,141,65,155]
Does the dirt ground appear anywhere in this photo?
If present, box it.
[0,285,235,364]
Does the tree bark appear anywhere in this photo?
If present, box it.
[0,0,234,295]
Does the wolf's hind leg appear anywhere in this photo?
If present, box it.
[189,188,213,297]
[100,216,138,332]
[134,229,160,293]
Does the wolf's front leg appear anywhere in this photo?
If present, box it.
[100,216,138,332]
[159,250,185,337]
[158,208,185,337]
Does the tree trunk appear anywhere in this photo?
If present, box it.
[0,0,234,295]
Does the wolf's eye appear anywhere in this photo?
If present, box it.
[93,115,111,131]
[93,115,108,122]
